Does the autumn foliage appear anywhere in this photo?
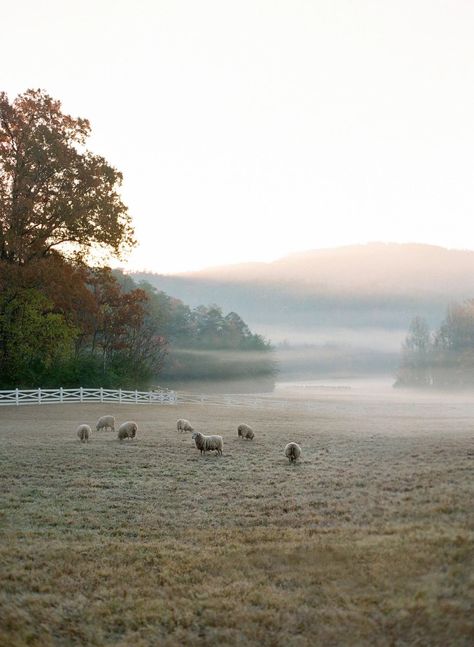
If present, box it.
[0,89,274,388]
[0,89,134,264]
[0,90,160,387]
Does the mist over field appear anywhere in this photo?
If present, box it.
[132,243,474,379]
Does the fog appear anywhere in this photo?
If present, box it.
[265,325,405,351]
[132,243,472,373]
[132,244,474,388]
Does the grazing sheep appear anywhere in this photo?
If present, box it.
[177,418,194,433]
[96,414,115,432]
[285,442,301,463]
[192,431,223,455]
[118,421,138,441]
[237,423,254,440]
[77,424,91,443]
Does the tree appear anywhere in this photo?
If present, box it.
[396,316,433,386]
[433,300,474,386]
[0,89,134,265]
[0,287,77,387]
[81,268,168,386]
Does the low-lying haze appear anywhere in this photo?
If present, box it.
[133,243,474,377]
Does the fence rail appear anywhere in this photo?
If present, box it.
[0,387,177,407]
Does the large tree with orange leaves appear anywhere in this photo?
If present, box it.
[0,89,134,265]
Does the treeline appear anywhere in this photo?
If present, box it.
[116,272,275,382]
[396,300,474,388]
[0,89,274,389]
[0,258,274,388]
[0,258,164,387]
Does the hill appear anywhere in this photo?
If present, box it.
[130,244,474,376]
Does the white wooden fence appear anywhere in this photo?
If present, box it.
[0,387,305,411]
[0,387,177,407]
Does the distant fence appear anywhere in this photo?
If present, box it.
[177,392,292,410]
[0,387,177,407]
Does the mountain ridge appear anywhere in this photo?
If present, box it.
[129,243,474,352]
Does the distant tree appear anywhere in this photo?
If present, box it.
[435,301,474,352]
[396,316,433,386]
[397,301,474,388]
[0,89,134,265]
[432,300,474,386]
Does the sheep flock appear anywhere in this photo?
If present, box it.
[76,415,302,463]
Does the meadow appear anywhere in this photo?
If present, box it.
[0,387,473,646]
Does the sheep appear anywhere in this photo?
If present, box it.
[237,423,254,440]
[192,431,223,456]
[96,414,115,432]
[118,421,138,441]
[177,418,194,433]
[77,424,91,443]
[285,442,301,463]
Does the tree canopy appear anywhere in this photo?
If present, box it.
[0,89,134,264]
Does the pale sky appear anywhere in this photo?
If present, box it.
[3,1,474,273]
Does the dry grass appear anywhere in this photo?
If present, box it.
[1,390,473,646]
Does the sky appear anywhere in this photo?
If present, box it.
[2,1,474,273]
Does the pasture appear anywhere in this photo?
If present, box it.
[0,389,473,646]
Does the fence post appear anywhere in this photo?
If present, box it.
[60,387,63,402]
[38,388,41,404]
[80,386,83,402]
[15,388,19,406]
[135,389,138,403]
[119,389,122,403]
[100,387,104,402]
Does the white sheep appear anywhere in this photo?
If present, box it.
[96,415,115,432]
[192,431,223,455]
[237,423,254,440]
[77,424,91,443]
[118,421,138,441]
[177,418,194,433]
[285,442,301,463]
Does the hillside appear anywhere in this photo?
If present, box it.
[173,243,474,298]
[130,244,474,376]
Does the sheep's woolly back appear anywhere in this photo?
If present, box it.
[285,442,301,462]
[77,424,91,443]
[96,415,115,432]
[192,431,223,455]
[238,424,254,440]
[177,418,194,432]
[118,421,138,440]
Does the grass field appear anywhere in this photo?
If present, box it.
[1,388,473,646]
